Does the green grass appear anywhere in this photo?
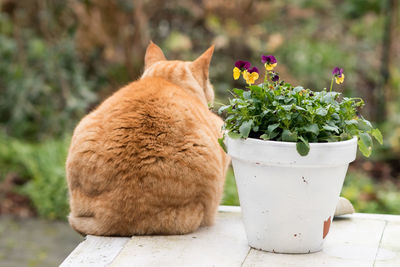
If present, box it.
[221,168,240,206]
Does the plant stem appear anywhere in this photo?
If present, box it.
[263,69,269,89]
[329,77,334,92]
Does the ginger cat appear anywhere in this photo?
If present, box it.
[66,42,229,236]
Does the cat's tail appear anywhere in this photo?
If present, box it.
[68,202,205,236]
[136,202,205,235]
[68,214,107,236]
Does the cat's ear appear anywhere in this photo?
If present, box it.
[144,41,166,69]
[190,45,215,80]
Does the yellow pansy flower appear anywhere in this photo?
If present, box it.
[242,70,248,81]
[265,62,277,71]
[246,72,259,85]
[233,67,241,80]
[335,74,345,84]
[244,67,259,85]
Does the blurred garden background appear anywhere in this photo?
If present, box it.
[0,0,399,265]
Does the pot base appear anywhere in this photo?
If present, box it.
[249,242,323,254]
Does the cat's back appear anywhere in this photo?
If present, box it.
[71,76,215,146]
[66,77,221,192]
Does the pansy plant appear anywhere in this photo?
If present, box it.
[220,56,383,157]
[233,61,260,85]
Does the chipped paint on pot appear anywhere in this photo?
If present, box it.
[225,136,357,254]
[323,216,332,239]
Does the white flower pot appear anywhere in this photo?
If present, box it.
[225,136,357,254]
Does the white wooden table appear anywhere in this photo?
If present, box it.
[61,206,400,267]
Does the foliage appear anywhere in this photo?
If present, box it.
[219,60,382,156]
[222,168,240,206]
[0,133,69,220]
[0,13,98,141]
[342,170,400,214]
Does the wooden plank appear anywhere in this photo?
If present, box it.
[375,221,400,267]
[60,235,130,267]
[60,208,400,267]
[339,213,400,222]
[110,212,250,267]
[221,205,400,222]
[243,217,386,267]
[218,205,241,213]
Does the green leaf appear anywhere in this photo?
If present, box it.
[322,92,339,104]
[357,119,372,131]
[225,115,234,121]
[358,132,372,157]
[282,129,298,142]
[371,128,383,144]
[239,120,253,138]
[363,119,373,128]
[269,131,279,139]
[260,134,269,140]
[228,131,241,139]
[261,110,271,116]
[218,105,230,114]
[267,123,280,133]
[218,137,227,153]
[295,106,306,111]
[340,132,351,140]
[345,119,358,125]
[303,124,319,135]
[358,138,372,157]
[233,88,243,97]
[243,91,251,99]
[293,86,303,92]
[296,137,310,156]
[360,132,372,147]
[284,97,295,104]
[266,123,280,139]
[323,124,339,133]
[248,85,262,94]
[331,113,340,121]
[316,107,328,116]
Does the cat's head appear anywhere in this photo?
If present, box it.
[141,41,215,105]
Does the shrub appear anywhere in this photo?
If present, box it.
[342,170,400,214]
[0,13,98,140]
[0,133,70,220]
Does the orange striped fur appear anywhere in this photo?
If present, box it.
[66,42,229,236]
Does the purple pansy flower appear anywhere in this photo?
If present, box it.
[235,60,251,70]
[272,73,279,82]
[261,55,277,64]
[332,67,345,85]
[332,67,344,77]
[248,66,259,73]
